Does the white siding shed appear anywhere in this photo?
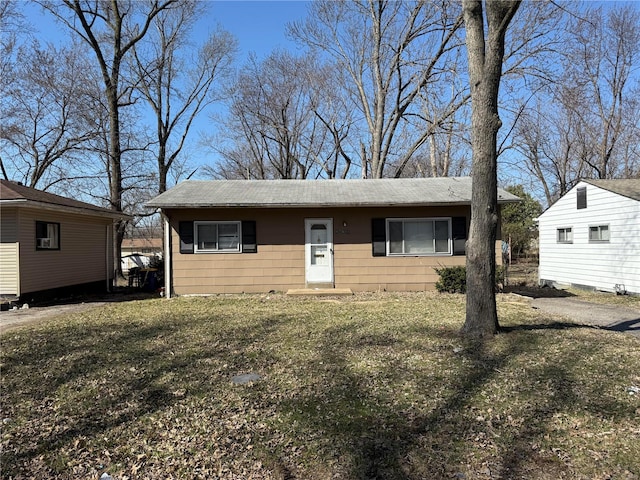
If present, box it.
[537,179,640,294]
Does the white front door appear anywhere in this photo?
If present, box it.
[305,218,333,286]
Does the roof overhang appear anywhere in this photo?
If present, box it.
[146,178,522,210]
[0,199,132,220]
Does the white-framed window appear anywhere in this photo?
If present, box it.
[589,224,610,242]
[194,221,241,253]
[387,218,451,255]
[556,227,573,244]
[36,221,60,250]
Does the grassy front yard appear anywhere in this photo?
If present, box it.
[1,292,639,479]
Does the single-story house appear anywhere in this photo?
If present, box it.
[537,178,640,294]
[0,180,127,301]
[146,177,520,297]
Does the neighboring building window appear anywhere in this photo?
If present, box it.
[194,221,240,252]
[557,227,573,243]
[577,187,587,209]
[387,218,451,255]
[35,221,60,250]
[589,225,610,242]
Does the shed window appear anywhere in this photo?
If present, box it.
[589,225,609,242]
[557,227,573,243]
[35,221,60,250]
[195,221,240,252]
[387,218,451,255]
[577,187,587,209]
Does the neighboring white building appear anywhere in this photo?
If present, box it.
[538,179,640,295]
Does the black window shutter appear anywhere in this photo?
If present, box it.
[179,221,194,254]
[452,217,467,255]
[242,220,257,253]
[371,218,386,256]
[577,187,587,209]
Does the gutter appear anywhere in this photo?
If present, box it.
[146,200,519,210]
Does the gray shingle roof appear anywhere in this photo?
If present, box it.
[146,177,520,208]
[583,179,640,202]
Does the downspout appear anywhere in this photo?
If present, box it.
[163,213,171,298]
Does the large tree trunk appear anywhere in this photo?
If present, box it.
[461,0,520,339]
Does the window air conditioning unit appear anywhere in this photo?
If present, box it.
[38,238,52,248]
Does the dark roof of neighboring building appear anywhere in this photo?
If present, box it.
[146,177,521,209]
[0,179,128,218]
[583,179,640,202]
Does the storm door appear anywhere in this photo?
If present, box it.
[304,218,333,286]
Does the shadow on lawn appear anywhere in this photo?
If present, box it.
[504,285,577,299]
[276,322,634,479]
[1,310,288,476]
[2,300,637,479]
[500,321,598,332]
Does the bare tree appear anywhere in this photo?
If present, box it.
[289,0,466,178]
[42,0,179,276]
[209,51,335,180]
[462,0,521,339]
[0,41,97,189]
[1,1,26,180]
[512,4,640,205]
[565,5,640,180]
[514,90,591,206]
[132,1,237,193]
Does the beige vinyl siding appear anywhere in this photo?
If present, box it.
[0,242,20,295]
[17,208,111,294]
[334,242,465,291]
[168,206,495,294]
[538,182,640,293]
[1,207,20,295]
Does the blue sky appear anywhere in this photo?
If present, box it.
[27,0,310,61]
[201,1,310,59]
[23,1,313,182]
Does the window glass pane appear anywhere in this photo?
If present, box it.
[36,222,47,239]
[389,221,403,254]
[405,221,432,254]
[434,220,449,252]
[310,224,327,244]
[590,225,609,241]
[558,228,572,242]
[577,187,587,209]
[218,223,239,250]
[198,224,217,250]
[36,221,59,249]
[47,224,60,248]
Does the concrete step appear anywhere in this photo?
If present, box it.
[286,288,353,296]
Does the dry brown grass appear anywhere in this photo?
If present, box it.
[1,292,639,479]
